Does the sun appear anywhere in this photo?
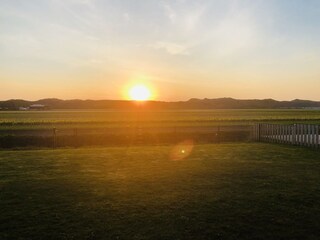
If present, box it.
[129,85,151,101]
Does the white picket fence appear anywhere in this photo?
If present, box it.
[253,123,320,148]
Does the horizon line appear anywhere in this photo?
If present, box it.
[1,97,320,102]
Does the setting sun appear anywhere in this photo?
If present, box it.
[129,85,151,101]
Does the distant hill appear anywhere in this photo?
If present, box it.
[1,98,320,110]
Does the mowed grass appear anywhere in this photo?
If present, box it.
[1,143,320,239]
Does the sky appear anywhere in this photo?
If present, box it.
[1,0,320,101]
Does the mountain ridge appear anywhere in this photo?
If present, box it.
[1,98,320,110]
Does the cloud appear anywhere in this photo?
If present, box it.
[213,11,258,56]
[158,1,260,57]
[162,1,207,32]
[163,3,177,23]
[52,0,95,8]
[151,41,190,55]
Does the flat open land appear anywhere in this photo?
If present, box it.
[1,109,320,130]
[1,143,320,239]
[1,109,320,148]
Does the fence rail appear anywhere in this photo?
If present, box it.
[253,123,320,148]
[0,125,252,149]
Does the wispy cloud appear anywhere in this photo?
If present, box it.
[151,41,190,55]
[162,1,207,32]
[51,0,96,9]
[159,0,260,57]
[213,9,258,56]
[163,3,177,23]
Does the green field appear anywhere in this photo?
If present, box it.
[1,109,320,148]
[1,143,320,239]
[1,109,320,130]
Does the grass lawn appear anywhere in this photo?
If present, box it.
[1,143,320,239]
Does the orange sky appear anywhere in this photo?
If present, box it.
[1,0,320,101]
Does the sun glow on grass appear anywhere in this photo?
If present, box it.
[129,85,151,101]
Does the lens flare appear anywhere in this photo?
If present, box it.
[170,139,194,161]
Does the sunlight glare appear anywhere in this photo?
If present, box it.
[129,85,151,101]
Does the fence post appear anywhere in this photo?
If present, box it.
[269,124,272,142]
[308,125,311,147]
[298,124,302,146]
[301,124,304,146]
[316,125,320,148]
[300,124,303,147]
[310,125,313,147]
[285,125,288,144]
[253,124,256,141]
[296,124,299,146]
[306,125,309,147]
[313,125,317,148]
[53,128,57,149]
[74,128,78,148]
[292,124,296,145]
[300,124,304,146]
[313,125,316,148]
[313,125,318,148]
[304,124,307,146]
[311,125,315,148]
